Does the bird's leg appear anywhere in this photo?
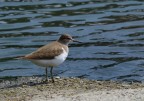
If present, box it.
[45,67,48,82]
[50,66,54,83]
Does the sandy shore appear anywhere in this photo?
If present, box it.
[0,77,144,101]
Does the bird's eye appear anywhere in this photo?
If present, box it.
[65,37,71,40]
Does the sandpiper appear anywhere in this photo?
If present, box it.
[22,34,80,83]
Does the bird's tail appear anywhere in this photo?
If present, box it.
[14,56,25,59]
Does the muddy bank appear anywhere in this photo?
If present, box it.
[0,77,144,101]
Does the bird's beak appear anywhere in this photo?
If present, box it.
[72,39,82,43]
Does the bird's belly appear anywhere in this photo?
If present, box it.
[30,51,68,67]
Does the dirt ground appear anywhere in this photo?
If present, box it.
[0,77,144,101]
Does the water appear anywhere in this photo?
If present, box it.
[0,0,144,82]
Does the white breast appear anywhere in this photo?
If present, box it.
[30,48,68,68]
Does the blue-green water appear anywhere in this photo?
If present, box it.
[0,0,144,82]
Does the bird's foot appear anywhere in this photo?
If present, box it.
[41,79,49,84]
[51,79,55,83]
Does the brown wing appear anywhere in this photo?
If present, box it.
[24,41,64,60]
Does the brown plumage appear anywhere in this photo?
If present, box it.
[23,41,68,60]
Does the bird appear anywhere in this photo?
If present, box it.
[21,34,80,83]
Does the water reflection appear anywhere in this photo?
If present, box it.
[0,0,144,82]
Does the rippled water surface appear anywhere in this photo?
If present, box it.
[0,0,144,82]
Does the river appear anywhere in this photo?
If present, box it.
[0,0,144,82]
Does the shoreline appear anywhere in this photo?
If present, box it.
[1,77,144,101]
